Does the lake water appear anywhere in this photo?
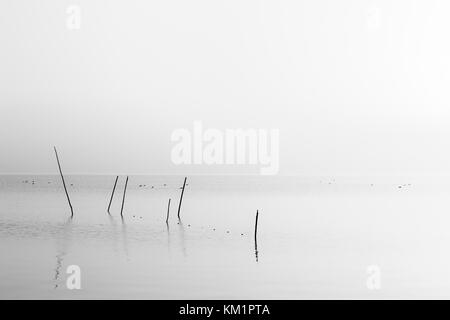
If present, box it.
[1,175,450,299]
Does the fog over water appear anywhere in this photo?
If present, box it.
[2,1,450,176]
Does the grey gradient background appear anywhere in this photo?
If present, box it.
[1,0,449,176]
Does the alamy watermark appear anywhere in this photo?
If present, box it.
[171,121,279,175]
[66,5,81,30]
[367,7,381,31]
[366,265,381,290]
[66,265,81,290]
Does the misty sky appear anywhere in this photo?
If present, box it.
[1,0,450,176]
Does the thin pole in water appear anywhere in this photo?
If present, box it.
[107,176,119,214]
[254,210,259,243]
[254,210,259,262]
[166,198,171,224]
[177,177,187,219]
[53,146,74,218]
[120,176,129,218]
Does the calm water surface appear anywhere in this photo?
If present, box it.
[1,175,450,299]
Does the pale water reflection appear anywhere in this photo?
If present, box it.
[2,175,450,299]
[53,217,73,289]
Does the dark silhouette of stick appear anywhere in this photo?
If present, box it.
[166,198,171,224]
[107,176,119,214]
[254,210,259,243]
[254,210,259,262]
[120,176,129,218]
[53,147,73,218]
[177,177,187,219]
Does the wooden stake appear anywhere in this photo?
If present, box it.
[177,177,187,219]
[120,176,129,218]
[107,176,119,214]
[254,210,259,262]
[254,210,259,243]
[166,198,171,224]
[53,147,73,218]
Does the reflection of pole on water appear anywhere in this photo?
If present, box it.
[108,214,120,254]
[166,220,171,250]
[178,218,187,257]
[121,216,130,259]
[54,217,73,289]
